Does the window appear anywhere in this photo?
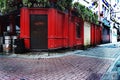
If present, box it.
[16,25,20,35]
[76,23,81,38]
[7,26,10,32]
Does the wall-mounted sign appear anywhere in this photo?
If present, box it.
[33,3,45,8]
[34,21,45,26]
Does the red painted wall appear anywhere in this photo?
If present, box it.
[48,9,69,49]
[69,20,76,47]
[20,8,102,50]
[91,23,102,46]
[20,8,70,50]
[20,8,30,49]
[75,18,84,46]
[68,17,84,48]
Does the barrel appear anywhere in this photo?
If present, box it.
[3,44,12,53]
[3,36,12,53]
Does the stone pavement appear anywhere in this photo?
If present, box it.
[0,55,112,80]
[0,42,120,80]
[75,47,120,59]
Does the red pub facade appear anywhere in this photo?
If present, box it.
[20,8,84,50]
[20,7,103,51]
[0,0,103,53]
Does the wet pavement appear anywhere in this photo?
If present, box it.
[0,42,120,80]
[75,47,120,59]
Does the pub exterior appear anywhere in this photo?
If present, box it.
[20,8,84,51]
[0,0,102,53]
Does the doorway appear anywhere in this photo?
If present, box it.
[30,15,48,50]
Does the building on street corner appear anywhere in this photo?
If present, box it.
[0,0,119,52]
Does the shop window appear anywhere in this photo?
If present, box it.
[16,25,20,35]
[7,26,10,32]
[76,23,81,38]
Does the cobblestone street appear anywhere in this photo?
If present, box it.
[0,55,113,80]
[0,0,120,80]
[0,43,120,80]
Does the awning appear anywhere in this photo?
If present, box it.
[102,18,111,27]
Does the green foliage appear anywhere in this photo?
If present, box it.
[0,0,51,15]
[0,0,99,24]
[22,0,32,7]
[0,0,6,14]
[72,2,98,24]
[0,0,73,14]
[65,0,73,10]
[0,0,17,15]
[36,0,42,2]
[56,0,73,11]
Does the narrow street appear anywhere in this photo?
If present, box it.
[0,0,120,80]
[0,43,120,80]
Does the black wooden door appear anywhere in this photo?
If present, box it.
[30,15,48,50]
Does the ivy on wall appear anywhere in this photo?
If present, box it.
[72,2,98,24]
[55,0,73,11]
[22,0,98,24]
[22,0,73,11]
[0,0,98,24]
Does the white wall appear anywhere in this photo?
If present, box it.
[112,28,118,43]
[84,22,91,46]
[110,22,118,43]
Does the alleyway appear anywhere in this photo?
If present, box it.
[0,43,120,80]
